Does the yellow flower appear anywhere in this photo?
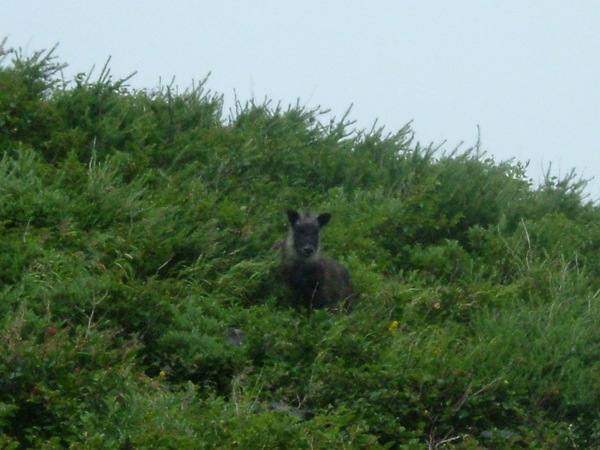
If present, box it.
[159,370,167,378]
[388,320,400,331]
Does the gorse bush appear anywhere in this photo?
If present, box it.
[1,39,600,448]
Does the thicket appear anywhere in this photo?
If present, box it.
[1,40,600,448]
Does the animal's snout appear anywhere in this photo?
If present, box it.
[300,246,315,257]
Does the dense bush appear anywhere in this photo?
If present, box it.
[1,39,600,448]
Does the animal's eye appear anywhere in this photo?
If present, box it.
[298,227,316,236]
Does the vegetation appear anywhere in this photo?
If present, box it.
[1,39,599,448]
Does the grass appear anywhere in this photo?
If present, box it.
[1,38,599,448]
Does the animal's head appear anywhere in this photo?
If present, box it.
[286,210,331,259]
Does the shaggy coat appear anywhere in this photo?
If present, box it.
[279,210,353,312]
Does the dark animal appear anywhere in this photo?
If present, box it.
[279,210,353,313]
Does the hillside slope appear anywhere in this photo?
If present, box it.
[1,41,600,448]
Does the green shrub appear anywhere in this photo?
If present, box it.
[1,38,599,447]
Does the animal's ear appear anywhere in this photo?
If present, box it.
[317,213,332,228]
[287,210,300,226]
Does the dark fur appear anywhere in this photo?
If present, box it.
[279,210,353,313]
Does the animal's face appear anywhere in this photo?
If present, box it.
[287,210,331,259]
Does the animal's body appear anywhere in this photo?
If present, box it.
[279,210,353,312]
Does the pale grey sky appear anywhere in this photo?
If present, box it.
[3,1,600,199]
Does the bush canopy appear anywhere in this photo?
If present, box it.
[1,40,599,448]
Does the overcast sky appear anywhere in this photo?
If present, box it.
[3,2,599,199]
